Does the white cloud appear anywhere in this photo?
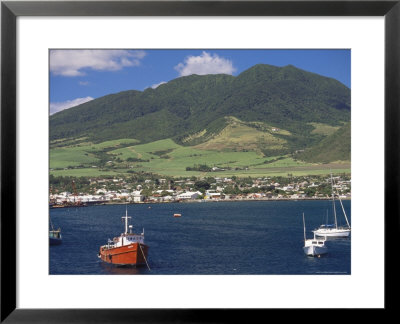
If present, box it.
[79,81,89,86]
[50,50,146,77]
[174,51,236,77]
[50,96,94,115]
[151,81,167,89]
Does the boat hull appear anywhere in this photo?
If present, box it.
[313,229,350,238]
[99,242,149,266]
[303,245,327,256]
[49,237,62,245]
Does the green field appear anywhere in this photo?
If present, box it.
[194,117,288,152]
[50,138,139,169]
[49,164,350,178]
[309,122,340,136]
[50,148,99,168]
[111,139,180,160]
[50,168,121,177]
[50,137,350,178]
[203,168,351,178]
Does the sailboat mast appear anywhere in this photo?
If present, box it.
[330,172,337,229]
[302,213,306,242]
[338,196,351,228]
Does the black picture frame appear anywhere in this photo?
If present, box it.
[1,0,398,322]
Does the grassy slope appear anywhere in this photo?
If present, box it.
[50,122,350,178]
[297,122,351,163]
[50,148,99,168]
[50,138,139,169]
[193,117,287,153]
[309,122,340,136]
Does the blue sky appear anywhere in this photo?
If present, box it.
[49,49,350,115]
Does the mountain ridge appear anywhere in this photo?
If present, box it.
[50,64,350,162]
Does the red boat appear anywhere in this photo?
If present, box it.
[98,207,149,266]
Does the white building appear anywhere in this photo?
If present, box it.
[205,190,221,199]
[177,191,202,200]
[155,190,174,195]
[282,185,294,191]
[131,190,144,203]
[80,194,108,203]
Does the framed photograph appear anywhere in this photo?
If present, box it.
[1,0,398,321]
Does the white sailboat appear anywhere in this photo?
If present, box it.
[303,213,327,257]
[313,173,351,238]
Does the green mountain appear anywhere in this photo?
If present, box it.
[50,64,350,162]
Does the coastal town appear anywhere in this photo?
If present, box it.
[49,173,351,207]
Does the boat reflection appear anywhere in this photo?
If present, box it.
[99,261,149,275]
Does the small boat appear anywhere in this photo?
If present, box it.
[49,215,62,245]
[49,228,62,245]
[51,204,67,209]
[173,213,181,217]
[313,173,351,238]
[303,213,327,257]
[98,206,149,266]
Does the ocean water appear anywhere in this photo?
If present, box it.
[49,200,351,275]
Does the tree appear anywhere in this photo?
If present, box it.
[223,185,241,195]
[141,188,153,197]
[305,187,317,197]
[205,177,216,184]
[194,180,210,191]
[161,190,170,197]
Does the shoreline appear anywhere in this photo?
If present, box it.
[124,197,351,204]
[50,196,351,208]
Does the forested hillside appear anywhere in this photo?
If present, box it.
[50,64,351,163]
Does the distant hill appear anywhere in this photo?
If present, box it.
[50,64,351,162]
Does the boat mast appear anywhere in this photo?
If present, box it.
[338,196,351,228]
[122,204,131,234]
[330,172,337,229]
[49,215,54,231]
[302,213,306,242]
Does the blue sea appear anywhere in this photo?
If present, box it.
[49,200,351,275]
